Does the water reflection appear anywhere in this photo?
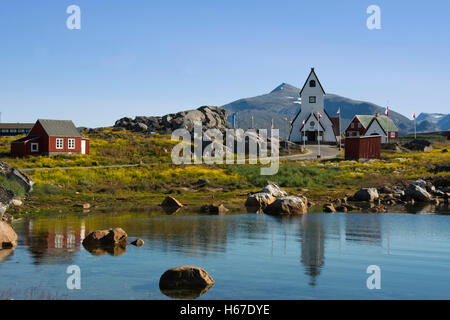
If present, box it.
[300,216,325,286]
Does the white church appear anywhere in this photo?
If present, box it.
[289,68,340,144]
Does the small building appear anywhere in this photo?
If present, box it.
[11,119,89,157]
[0,123,34,136]
[345,135,381,160]
[345,113,398,144]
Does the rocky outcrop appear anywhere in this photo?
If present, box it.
[264,196,308,216]
[0,221,18,249]
[114,106,230,134]
[0,161,34,192]
[200,204,229,215]
[82,228,128,247]
[0,186,14,217]
[403,139,433,152]
[323,203,336,213]
[159,266,215,290]
[352,188,379,202]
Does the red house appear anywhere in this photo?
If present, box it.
[345,114,398,144]
[11,119,89,157]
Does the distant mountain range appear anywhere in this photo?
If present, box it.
[221,83,449,137]
[416,113,450,130]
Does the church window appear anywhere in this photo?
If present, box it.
[309,80,316,87]
[309,96,316,103]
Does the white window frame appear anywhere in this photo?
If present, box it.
[31,143,39,152]
[68,138,76,149]
[56,138,64,149]
[390,132,395,138]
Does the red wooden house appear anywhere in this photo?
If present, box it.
[11,119,89,157]
[345,135,381,160]
[345,114,398,144]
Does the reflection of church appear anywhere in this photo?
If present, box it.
[300,217,325,286]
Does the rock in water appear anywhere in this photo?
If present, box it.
[160,196,184,208]
[159,266,215,290]
[263,196,308,216]
[200,204,229,215]
[131,239,145,247]
[245,193,276,210]
[82,228,128,247]
[352,188,379,202]
[405,184,433,202]
[0,221,18,248]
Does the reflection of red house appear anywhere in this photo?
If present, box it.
[11,119,89,157]
[47,230,88,249]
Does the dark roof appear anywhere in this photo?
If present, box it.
[37,119,82,137]
[11,136,40,143]
[0,123,34,129]
[299,68,326,96]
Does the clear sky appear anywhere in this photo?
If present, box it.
[0,0,449,127]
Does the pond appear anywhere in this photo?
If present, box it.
[1,211,449,299]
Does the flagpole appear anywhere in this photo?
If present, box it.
[414,116,416,140]
[338,108,341,151]
[317,113,321,158]
[303,119,306,150]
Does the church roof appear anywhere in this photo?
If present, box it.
[299,68,326,96]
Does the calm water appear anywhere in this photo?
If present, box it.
[1,211,449,300]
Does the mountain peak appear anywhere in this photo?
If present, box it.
[270,83,297,93]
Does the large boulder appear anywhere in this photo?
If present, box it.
[405,184,433,202]
[82,228,128,247]
[352,188,379,202]
[0,186,14,217]
[159,266,214,290]
[0,221,18,248]
[260,181,287,198]
[264,196,308,216]
[200,204,229,215]
[245,192,276,210]
[0,161,34,192]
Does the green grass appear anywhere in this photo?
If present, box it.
[229,163,346,188]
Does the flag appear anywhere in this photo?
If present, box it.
[337,108,340,115]
[251,115,253,121]
[302,119,305,126]
[412,112,416,119]
[385,106,389,117]
[318,112,322,120]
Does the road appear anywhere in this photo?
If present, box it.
[280,144,341,161]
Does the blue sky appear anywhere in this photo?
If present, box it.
[0,0,449,127]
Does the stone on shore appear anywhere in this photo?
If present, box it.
[323,203,336,213]
[0,186,14,216]
[352,188,379,202]
[0,221,18,249]
[160,196,184,208]
[245,192,276,210]
[405,184,433,202]
[263,196,308,216]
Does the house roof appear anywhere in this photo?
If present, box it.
[0,123,34,129]
[37,119,82,138]
[300,112,326,131]
[329,117,340,136]
[369,115,398,133]
[11,135,40,143]
[354,115,375,129]
[299,68,326,96]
